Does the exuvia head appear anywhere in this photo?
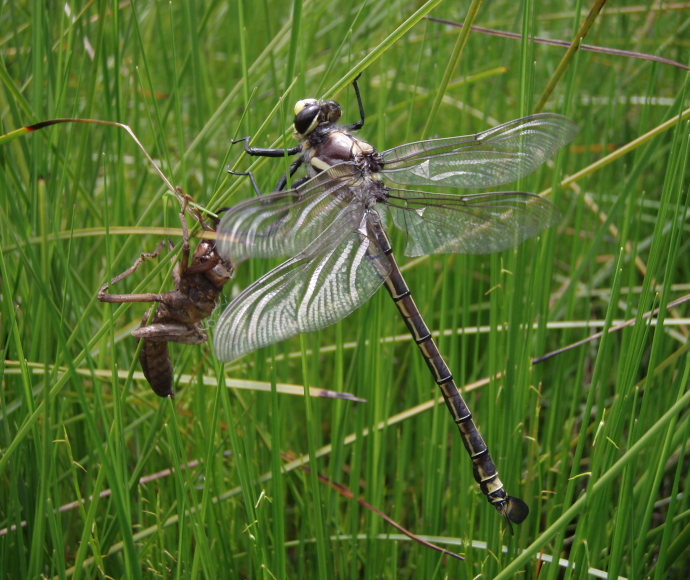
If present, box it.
[293,98,342,138]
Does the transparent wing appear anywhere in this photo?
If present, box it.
[381,113,578,189]
[213,208,391,362]
[216,163,359,263]
[386,190,560,256]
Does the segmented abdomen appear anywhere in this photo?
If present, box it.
[139,339,174,398]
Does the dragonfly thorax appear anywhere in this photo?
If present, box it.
[306,129,381,175]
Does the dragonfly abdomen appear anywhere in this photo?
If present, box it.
[373,221,528,525]
[138,335,174,398]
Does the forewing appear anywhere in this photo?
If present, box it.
[216,162,359,263]
[381,113,578,189]
[213,208,391,362]
[387,190,560,256]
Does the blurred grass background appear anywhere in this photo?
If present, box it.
[1,0,688,577]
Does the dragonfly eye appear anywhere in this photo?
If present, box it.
[293,99,321,137]
[294,98,317,116]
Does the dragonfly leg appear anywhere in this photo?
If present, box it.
[132,320,208,344]
[342,73,366,132]
[230,136,303,190]
[176,195,192,278]
[176,186,214,231]
[97,240,169,303]
[228,169,263,196]
[273,156,306,191]
[229,165,308,194]
[231,135,302,158]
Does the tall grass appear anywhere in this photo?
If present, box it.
[1,1,688,577]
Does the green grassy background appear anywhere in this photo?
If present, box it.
[1,1,689,577]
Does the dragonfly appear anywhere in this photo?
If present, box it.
[213,77,578,528]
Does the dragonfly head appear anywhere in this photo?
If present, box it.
[293,98,342,138]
